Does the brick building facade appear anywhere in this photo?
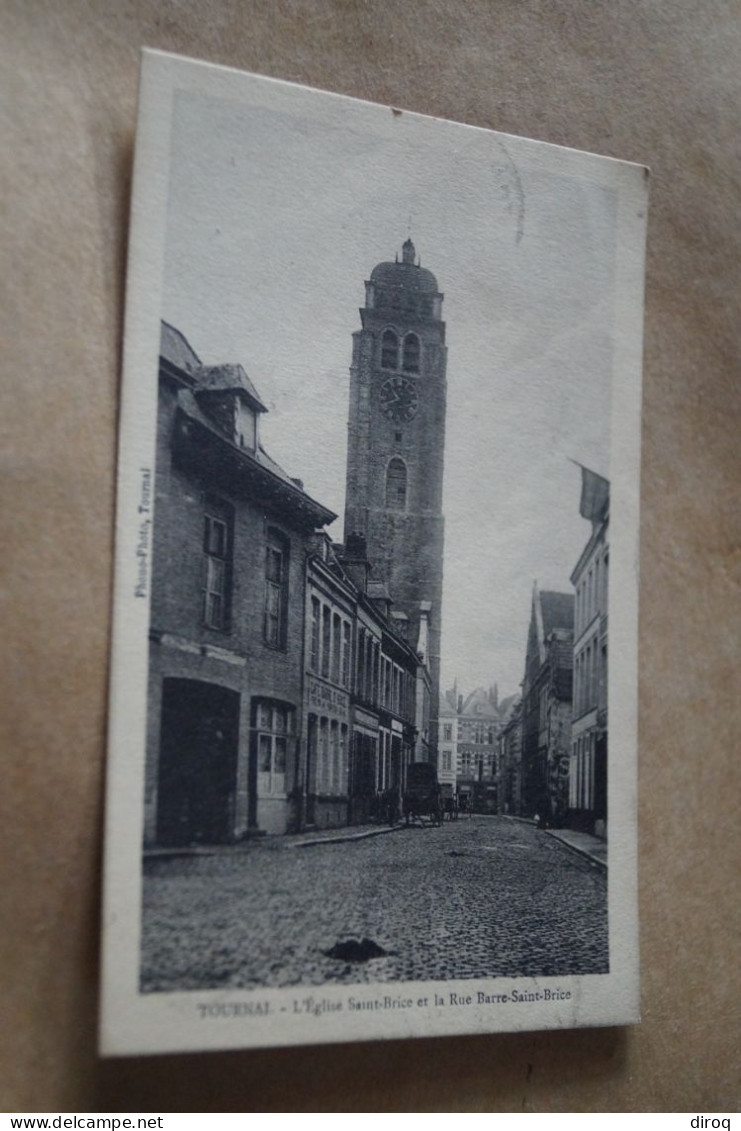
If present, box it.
[303,536,355,830]
[146,310,437,846]
[436,683,520,811]
[339,536,425,825]
[437,688,459,793]
[569,467,609,838]
[497,696,523,815]
[145,323,336,845]
[455,686,502,812]
[521,584,574,825]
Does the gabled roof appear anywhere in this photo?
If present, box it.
[499,696,522,731]
[173,390,336,530]
[460,687,500,719]
[160,323,267,412]
[159,321,331,525]
[444,687,458,706]
[498,694,520,722]
[439,692,458,718]
[527,583,574,670]
[176,388,307,493]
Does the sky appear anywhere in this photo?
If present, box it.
[161,87,616,700]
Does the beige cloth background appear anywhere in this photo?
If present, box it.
[2,0,739,1113]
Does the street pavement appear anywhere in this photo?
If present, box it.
[140,815,608,992]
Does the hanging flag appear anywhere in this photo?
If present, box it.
[571,462,610,522]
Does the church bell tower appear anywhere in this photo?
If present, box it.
[344,239,447,739]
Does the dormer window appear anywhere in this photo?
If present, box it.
[381,329,399,370]
[236,399,257,451]
[193,363,267,450]
[402,333,420,373]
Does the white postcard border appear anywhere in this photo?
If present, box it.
[100,49,647,1056]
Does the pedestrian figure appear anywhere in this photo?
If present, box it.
[382,787,399,826]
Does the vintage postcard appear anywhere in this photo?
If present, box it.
[100,49,647,1055]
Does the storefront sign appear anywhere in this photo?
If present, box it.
[306,675,349,718]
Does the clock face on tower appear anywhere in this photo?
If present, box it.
[379,375,419,422]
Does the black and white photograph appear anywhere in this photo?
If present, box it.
[101,50,646,1055]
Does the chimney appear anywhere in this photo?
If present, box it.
[416,601,432,664]
[340,532,370,594]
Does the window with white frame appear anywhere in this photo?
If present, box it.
[331,613,341,683]
[329,719,339,793]
[364,634,373,700]
[356,627,365,694]
[264,530,289,647]
[235,399,257,451]
[315,717,348,795]
[321,604,331,678]
[340,723,348,793]
[203,497,233,630]
[310,596,320,671]
[318,716,328,792]
[342,621,351,688]
[254,700,293,795]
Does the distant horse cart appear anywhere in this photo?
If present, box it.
[402,762,443,826]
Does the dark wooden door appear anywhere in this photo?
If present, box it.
[157,678,240,846]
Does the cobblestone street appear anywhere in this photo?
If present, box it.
[140,816,608,992]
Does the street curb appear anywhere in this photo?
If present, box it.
[142,825,403,859]
[285,825,404,849]
[546,830,607,872]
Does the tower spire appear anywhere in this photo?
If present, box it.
[402,237,416,265]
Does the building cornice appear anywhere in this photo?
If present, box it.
[172,405,337,531]
[570,517,609,586]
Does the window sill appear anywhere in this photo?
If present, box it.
[262,639,288,653]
